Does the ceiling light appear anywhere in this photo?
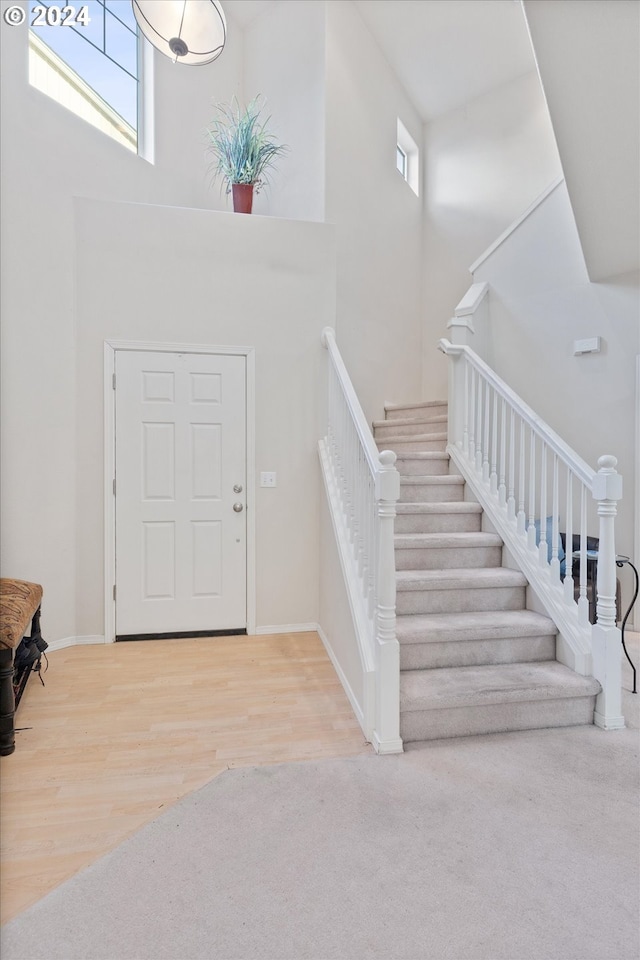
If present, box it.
[132,1,227,66]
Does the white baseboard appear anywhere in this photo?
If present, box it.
[253,623,319,635]
[372,731,404,754]
[46,635,106,652]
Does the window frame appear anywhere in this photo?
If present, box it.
[396,118,419,197]
[27,0,152,160]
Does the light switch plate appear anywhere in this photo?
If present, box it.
[260,471,277,488]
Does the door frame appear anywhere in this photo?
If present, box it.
[104,339,256,643]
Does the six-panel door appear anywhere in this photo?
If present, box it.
[115,351,247,636]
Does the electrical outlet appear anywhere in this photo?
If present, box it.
[260,471,277,488]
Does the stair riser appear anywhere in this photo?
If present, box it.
[375,419,447,439]
[399,483,464,503]
[396,585,526,616]
[386,404,448,421]
[400,695,596,742]
[399,635,557,671]
[395,513,482,534]
[395,457,452,476]
[395,545,503,570]
[378,437,447,453]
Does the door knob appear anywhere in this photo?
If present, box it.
[233,503,244,513]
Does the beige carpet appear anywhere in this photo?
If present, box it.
[1,704,638,960]
[3,638,638,960]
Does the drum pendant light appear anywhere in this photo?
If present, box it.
[132,1,227,66]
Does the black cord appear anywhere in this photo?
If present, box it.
[616,557,638,694]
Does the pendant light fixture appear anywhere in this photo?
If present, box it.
[132,1,227,66]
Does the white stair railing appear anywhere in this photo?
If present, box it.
[440,338,625,730]
[319,327,402,753]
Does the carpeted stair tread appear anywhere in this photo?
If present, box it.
[397,567,527,592]
[400,475,465,486]
[396,609,557,644]
[385,399,447,414]
[373,415,448,429]
[395,502,481,515]
[400,661,600,711]
[395,532,502,549]
[395,452,451,461]
[399,476,466,503]
[376,431,448,444]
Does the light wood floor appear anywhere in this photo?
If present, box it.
[0,632,371,924]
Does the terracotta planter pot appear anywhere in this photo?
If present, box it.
[232,183,254,214]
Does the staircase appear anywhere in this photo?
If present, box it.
[374,401,601,743]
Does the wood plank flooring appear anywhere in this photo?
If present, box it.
[0,632,371,924]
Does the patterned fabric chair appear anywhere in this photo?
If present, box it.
[0,579,45,756]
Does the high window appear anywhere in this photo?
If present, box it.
[29,1,146,154]
[396,118,419,196]
[396,144,407,179]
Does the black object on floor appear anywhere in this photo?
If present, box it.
[13,623,48,710]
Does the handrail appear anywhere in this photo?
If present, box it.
[440,336,625,730]
[321,327,381,478]
[320,327,402,753]
[439,339,595,488]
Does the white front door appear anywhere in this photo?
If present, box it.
[115,350,247,636]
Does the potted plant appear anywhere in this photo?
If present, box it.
[205,97,288,214]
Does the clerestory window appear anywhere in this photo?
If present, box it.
[28,1,149,156]
[396,144,408,179]
[396,118,419,196]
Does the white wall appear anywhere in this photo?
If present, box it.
[422,71,563,400]
[325,0,423,424]
[524,0,640,282]
[472,181,639,576]
[0,2,242,641]
[318,485,369,735]
[243,0,325,222]
[74,200,335,636]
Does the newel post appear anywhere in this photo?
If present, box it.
[373,450,403,753]
[591,456,625,730]
[438,340,465,451]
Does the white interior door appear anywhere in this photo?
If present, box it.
[115,350,246,636]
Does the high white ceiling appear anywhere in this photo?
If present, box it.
[223,1,277,29]
[224,1,537,122]
[355,0,536,121]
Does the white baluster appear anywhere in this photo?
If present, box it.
[578,485,589,624]
[475,374,483,472]
[591,455,625,730]
[352,423,359,544]
[507,410,516,520]
[527,431,537,549]
[462,360,469,456]
[564,468,575,605]
[499,398,507,507]
[327,364,334,458]
[538,442,548,565]
[337,393,345,504]
[490,387,498,495]
[550,454,560,581]
[356,447,364,578]
[365,471,377,618]
[517,419,526,535]
[482,381,490,482]
[368,476,377,619]
[468,367,476,465]
[374,450,402,751]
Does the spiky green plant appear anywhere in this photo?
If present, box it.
[205,97,288,195]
